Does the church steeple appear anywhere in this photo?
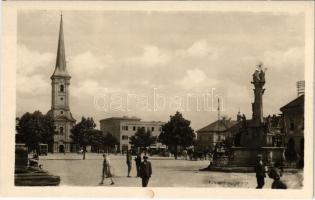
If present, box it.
[47,13,75,153]
[51,13,70,78]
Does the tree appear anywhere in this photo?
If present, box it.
[102,133,119,153]
[129,127,157,153]
[16,111,55,153]
[158,111,196,159]
[87,129,104,153]
[70,117,97,160]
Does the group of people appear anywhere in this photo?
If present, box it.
[99,151,152,187]
[255,154,287,189]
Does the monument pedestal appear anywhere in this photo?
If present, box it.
[201,147,285,172]
[15,144,60,186]
[228,147,285,167]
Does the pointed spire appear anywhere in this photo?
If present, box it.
[52,13,70,78]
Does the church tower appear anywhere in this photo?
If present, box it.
[47,14,76,153]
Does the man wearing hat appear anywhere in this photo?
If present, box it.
[140,155,152,187]
[255,154,266,189]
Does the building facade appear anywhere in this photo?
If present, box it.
[196,117,240,151]
[280,94,304,155]
[47,15,76,153]
[100,116,165,152]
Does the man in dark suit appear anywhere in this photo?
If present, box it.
[255,154,266,189]
[135,154,142,177]
[140,155,152,187]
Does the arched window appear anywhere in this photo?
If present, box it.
[60,85,64,92]
[59,127,64,135]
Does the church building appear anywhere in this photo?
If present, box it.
[47,14,76,153]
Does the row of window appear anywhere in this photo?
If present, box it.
[121,125,161,132]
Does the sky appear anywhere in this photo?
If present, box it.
[17,10,305,130]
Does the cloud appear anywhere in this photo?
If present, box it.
[17,45,53,96]
[262,47,304,69]
[17,74,50,95]
[178,69,217,90]
[125,45,170,67]
[72,80,126,98]
[69,51,114,78]
[72,80,107,97]
[176,40,221,59]
[17,44,55,76]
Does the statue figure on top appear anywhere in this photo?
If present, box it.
[253,62,267,83]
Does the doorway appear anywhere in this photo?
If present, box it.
[59,144,65,153]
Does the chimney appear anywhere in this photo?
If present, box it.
[296,80,305,96]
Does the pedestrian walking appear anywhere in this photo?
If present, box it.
[255,154,266,189]
[182,149,188,160]
[209,153,213,166]
[140,155,152,187]
[99,154,114,185]
[135,153,142,177]
[126,150,132,177]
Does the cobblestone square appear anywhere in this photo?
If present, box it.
[39,153,303,188]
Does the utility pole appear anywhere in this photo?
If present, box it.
[218,98,220,122]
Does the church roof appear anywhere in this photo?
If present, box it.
[197,119,239,133]
[51,14,70,78]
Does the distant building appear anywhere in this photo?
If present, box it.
[264,114,285,147]
[280,94,304,155]
[100,116,165,152]
[47,15,76,153]
[196,116,241,151]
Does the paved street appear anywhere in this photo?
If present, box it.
[39,153,303,188]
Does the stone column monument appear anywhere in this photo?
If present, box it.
[204,64,285,171]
